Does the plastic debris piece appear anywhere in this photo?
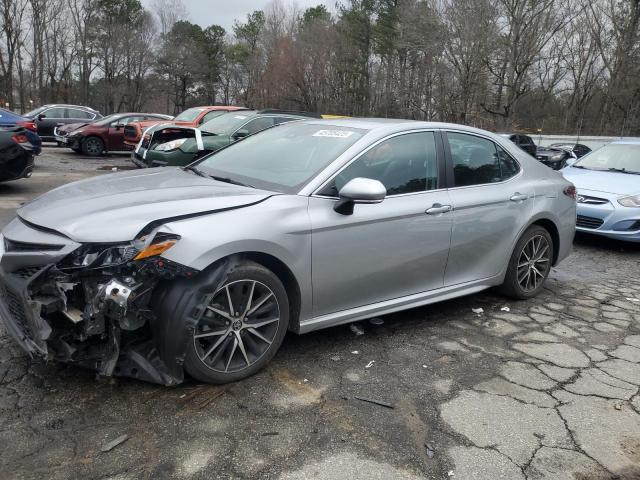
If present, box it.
[354,395,394,409]
[614,403,622,410]
[422,365,428,368]
[350,324,364,336]
[303,378,308,383]
[425,443,436,458]
[448,471,455,477]
[369,317,384,326]
[351,350,360,355]
[626,297,640,302]
[111,167,118,171]
[501,306,510,312]
[472,308,484,314]
[365,360,375,368]
[100,434,129,453]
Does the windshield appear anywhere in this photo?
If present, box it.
[575,143,640,173]
[201,112,256,135]
[174,108,206,122]
[24,106,47,117]
[196,122,367,193]
[92,114,127,127]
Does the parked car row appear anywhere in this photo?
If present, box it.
[503,133,592,170]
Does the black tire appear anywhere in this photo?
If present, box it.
[71,146,81,153]
[184,261,289,384]
[499,225,554,300]
[81,136,104,156]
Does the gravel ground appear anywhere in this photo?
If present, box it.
[0,146,639,479]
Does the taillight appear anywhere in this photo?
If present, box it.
[563,185,577,200]
[16,121,37,132]
[11,134,29,144]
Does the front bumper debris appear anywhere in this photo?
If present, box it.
[0,218,199,385]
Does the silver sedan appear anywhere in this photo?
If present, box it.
[0,119,576,384]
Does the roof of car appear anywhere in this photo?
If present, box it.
[300,118,504,136]
[43,104,100,111]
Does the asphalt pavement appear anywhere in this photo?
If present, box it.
[0,146,639,479]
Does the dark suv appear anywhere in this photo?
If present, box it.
[501,133,537,156]
[23,104,102,140]
[132,109,321,168]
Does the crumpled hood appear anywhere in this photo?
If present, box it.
[562,166,640,196]
[18,168,274,242]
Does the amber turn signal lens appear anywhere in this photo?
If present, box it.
[134,240,177,260]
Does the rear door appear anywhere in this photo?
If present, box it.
[443,131,532,286]
[108,116,144,151]
[308,130,452,317]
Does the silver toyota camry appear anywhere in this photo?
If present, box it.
[0,119,576,385]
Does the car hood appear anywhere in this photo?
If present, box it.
[18,168,274,243]
[60,122,91,133]
[536,147,564,157]
[562,166,640,196]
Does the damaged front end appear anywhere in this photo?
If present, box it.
[0,218,198,385]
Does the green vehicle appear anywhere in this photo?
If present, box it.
[131,109,320,168]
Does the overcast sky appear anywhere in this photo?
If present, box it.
[143,0,334,33]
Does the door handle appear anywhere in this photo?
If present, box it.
[426,203,452,215]
[510,193,528,202]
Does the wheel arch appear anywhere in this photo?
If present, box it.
[82,134,105,153]
[530,217,560,265]
[202,252,303,334]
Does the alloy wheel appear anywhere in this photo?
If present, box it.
[516,234,551,292]
[85,138,102,155]
[193,279,281,373]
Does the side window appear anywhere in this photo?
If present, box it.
[496,145,520,180]
[241,117,275,136]
[320,132,439,197]
[110,117,140,127]
[448,132,501,187]
[43,107,65,119]
[66,109,92,119]
[200,110,225,124]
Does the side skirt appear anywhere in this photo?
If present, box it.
[298,275,502,334]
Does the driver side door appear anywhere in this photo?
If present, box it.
[308,131,452,318]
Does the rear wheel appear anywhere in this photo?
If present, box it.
[82,136,104,156]
[184,261,289,384]
[499,225,554,299]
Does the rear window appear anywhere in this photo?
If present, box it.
[174,108,206,122]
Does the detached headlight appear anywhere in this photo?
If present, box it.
[71,234,180,268]
[550,153,565,161]
[154,138,187,151]
[618,195,640,207]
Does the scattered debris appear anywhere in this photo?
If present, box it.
[100,434,129,453]
[369,317,384,326]
[422,365,428,368]
[349,324,365,336]
[111,167,118,171]
[425,443,436,458]
[365,360,375,368]
[261,432,279,436]
[303,378,309,383]
[351,350,360,355]
[448,470,455,477]
[354,396,395,409]
[501,306,510,312]
[615,403,622,410]
[472,307,484,314]
[626,297,640,302]
[179,394,186,398]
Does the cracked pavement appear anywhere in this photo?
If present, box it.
[1,147,639,479]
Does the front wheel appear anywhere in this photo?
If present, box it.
[499,225,554,299]
[81,136,104,156]
[184,261,289,384]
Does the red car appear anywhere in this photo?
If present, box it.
[123,106,248,150]
[63,112,173,156]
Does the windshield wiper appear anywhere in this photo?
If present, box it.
[209,175,255,188]
[608,167,640,175]
[182,165,206,177]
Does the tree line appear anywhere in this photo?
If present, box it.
[0,0,638,136]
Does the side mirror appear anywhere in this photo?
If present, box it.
[565,158,577,167]
[37,114,46,121]
[334,177,386,215]
[233,129,249,139]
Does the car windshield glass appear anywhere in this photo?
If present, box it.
[201,112,256,135]
[92,114,126,127]
[575,143,640,173]
[24,106,47,117]
[196,122,367,193]
[174,108,206,122]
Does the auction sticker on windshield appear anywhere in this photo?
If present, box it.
[312,130,355,138]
